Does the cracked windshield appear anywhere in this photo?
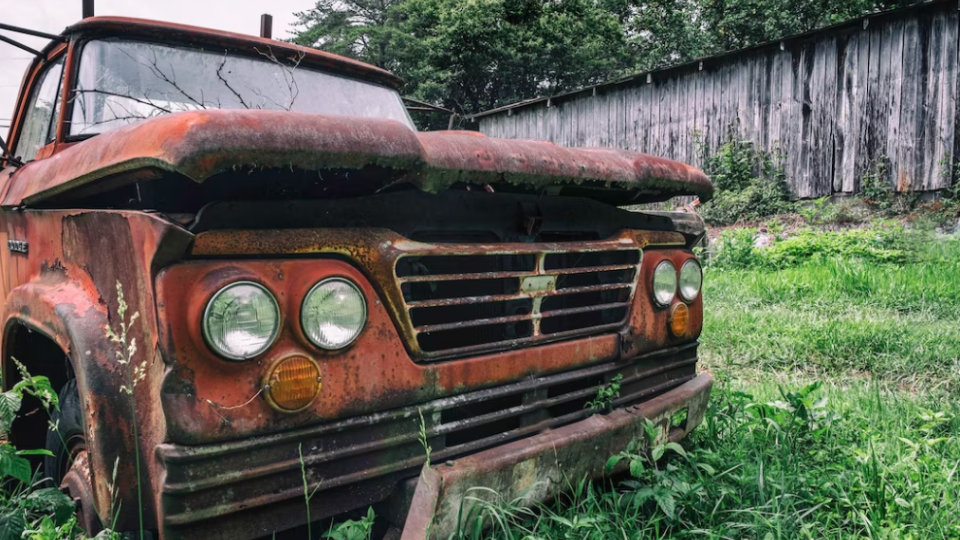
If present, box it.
[68,39,413,135]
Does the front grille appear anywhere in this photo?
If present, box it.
[157,344,698,538]
[396,248,642,359]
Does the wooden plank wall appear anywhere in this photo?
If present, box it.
[478,1,959,198]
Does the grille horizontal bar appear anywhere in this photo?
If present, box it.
[404,282,631,308]
[397,263,638,283]
[395,247,642,358]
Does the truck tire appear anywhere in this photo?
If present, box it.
[45,379,102,534]
[44,379,83,484]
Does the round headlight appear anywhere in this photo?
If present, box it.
[652,260,677,307]
[679,259,703,302]
[301,278,367,350]
[203,282,280,360]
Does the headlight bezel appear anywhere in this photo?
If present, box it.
[652,260,678,307]
[300,277,368,351]
[679,259,703,302]
[202,280,282,361]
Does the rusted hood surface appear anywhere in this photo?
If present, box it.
[2,110,712,207]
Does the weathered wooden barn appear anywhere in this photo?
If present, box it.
[473,0,959,199]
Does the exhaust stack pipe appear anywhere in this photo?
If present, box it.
[82,0,94,18]
[260,14,273,39]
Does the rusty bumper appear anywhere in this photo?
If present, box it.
[400,373,713,540]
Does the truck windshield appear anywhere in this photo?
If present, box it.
[69,39,414,136]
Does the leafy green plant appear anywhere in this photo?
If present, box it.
[860,157,894,210]
[604,419,699,520]
[698,132,795,225]
[860,157,922,215]
[585,374,622,412]
[0,365,76,540]
[322,508,376,540]
[745,382,839,445]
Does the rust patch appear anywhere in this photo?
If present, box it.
[401,373,713,540]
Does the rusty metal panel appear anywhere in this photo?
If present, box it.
[401,373,713,540]
[3,109,712,207]
[155,256,623,445]
[0,209,193,532]
[415,131,713,199]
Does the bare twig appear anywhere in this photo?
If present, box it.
[215,52,252,109]
[72,89,173,114]
[254,45,305,111]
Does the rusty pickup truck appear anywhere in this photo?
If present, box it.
[0,16,713,540]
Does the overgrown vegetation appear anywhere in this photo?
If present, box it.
[450,379,960,539]
[697,136,795,226]
[709,222,923,269]
[0,366,78,540]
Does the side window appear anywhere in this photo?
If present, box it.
[15,56,65,162]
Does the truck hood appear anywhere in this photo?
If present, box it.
[2,110,712,207]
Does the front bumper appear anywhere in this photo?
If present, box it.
[401,373,713,540]
[156,344,705,540]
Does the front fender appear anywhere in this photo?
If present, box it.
[2,276,150,530]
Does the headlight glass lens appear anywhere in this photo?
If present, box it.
[652,260,677,306]
[203,282,280,360]
[301,278,367,350]
[679,259,703,301]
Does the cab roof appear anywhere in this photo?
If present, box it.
[62,16,404,89]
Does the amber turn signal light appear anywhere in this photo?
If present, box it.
[668,303,689,337]
[264,356,322,412]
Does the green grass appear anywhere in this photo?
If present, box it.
[453,380,960,539]
[458,226,960,540]
[703,233,960,389]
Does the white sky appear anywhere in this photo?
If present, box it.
[0,0,315,133]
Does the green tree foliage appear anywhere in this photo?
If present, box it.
[293,0,630,118]
[701,0,915,51]
[291,0,406,70]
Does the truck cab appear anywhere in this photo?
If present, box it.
[0,17,713,540]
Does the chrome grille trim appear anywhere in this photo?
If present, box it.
[395,247,642,358]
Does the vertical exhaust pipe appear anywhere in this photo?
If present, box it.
[260,14,273,39]
[82,0,94,18]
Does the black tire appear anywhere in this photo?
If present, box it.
[44,379,85,486]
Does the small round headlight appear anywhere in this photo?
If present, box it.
[652,260,677,307]
[203,282,280,360]
[679,259,703,302]
[301,278,367,350]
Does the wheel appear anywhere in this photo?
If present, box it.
[45,379,103,535]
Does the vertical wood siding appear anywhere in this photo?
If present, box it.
[478,1,959,198]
